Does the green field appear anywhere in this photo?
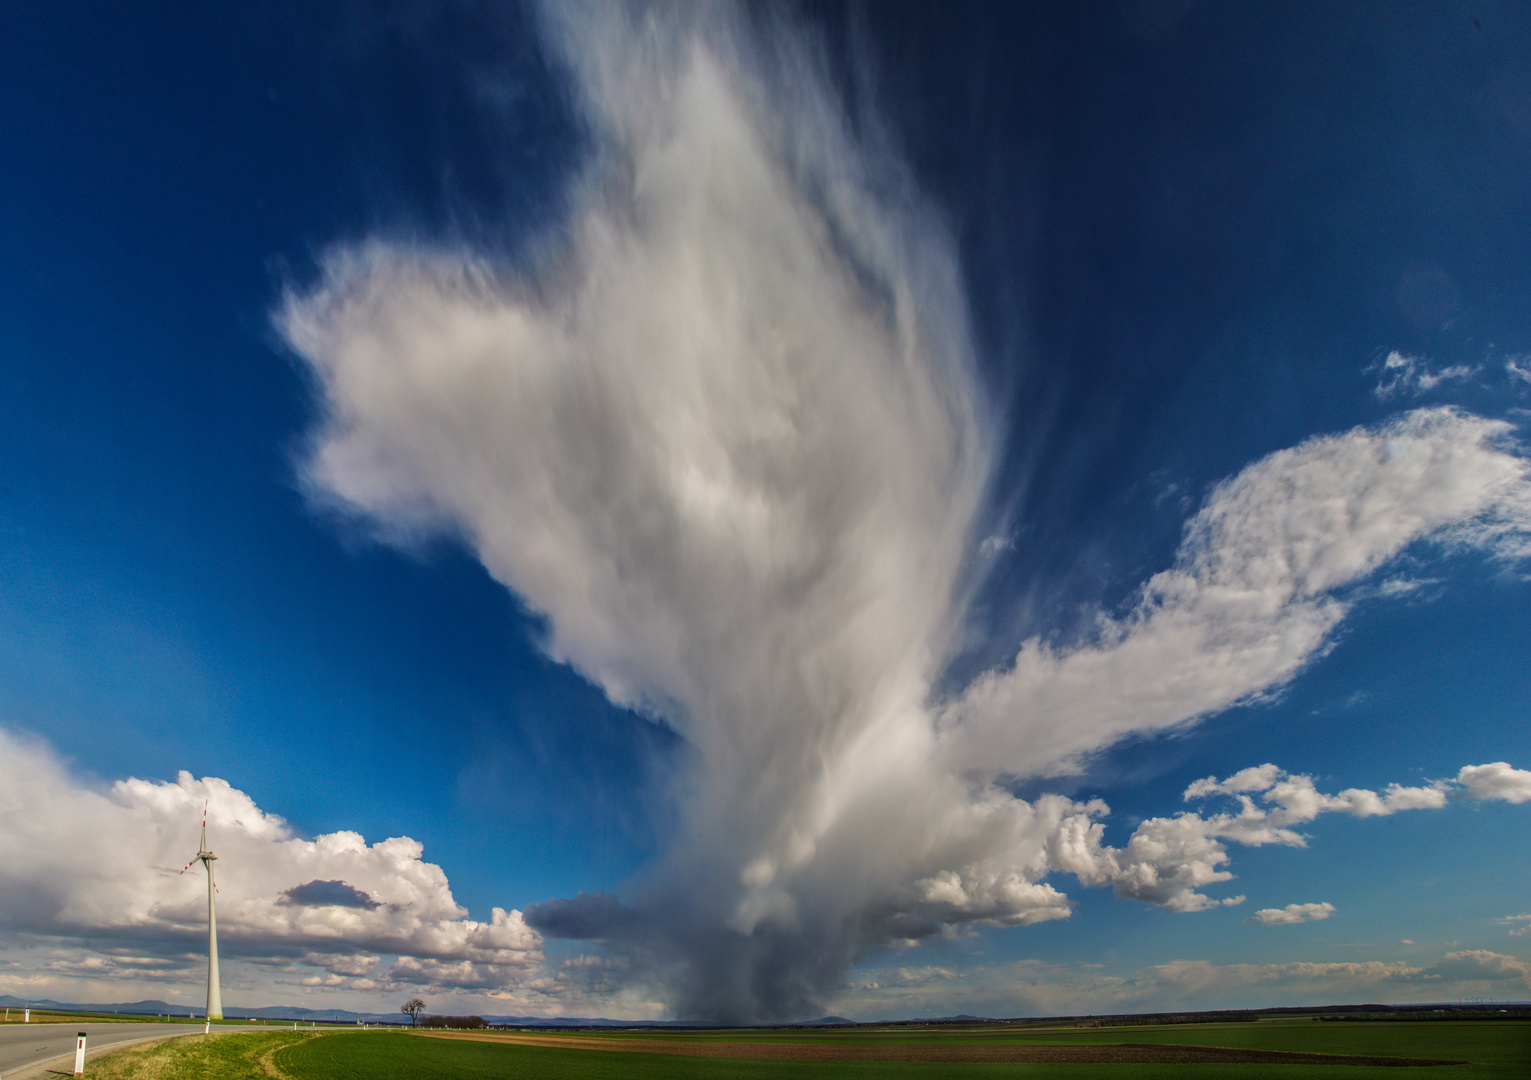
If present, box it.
[272,1022,1530,1080]
[80,1019,1530,1079]
[493,1019,1528,1058]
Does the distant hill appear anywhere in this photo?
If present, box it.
[0,994,856,1027]
[1,996,190,1017]
[0,995,722,1027]
[0,995,400,1024]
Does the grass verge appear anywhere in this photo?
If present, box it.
[83,1029,320,1079]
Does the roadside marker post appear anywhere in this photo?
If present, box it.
[73,1031,86,1076]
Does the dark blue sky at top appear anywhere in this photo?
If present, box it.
[2,0,1528,944]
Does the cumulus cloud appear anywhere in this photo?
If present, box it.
[1455,762,1531,804]
[1428,949,1531,986]
[1247,902,1335,926]
[1048,801,1244,913]
[1036,760,1531,915]
[1182,764,1450,840]
[1038,759,1522,914]
[0,726,593,1008]
[1183,760,1531,825]
[278,0,1531,1021]
[1499,915,1531,937]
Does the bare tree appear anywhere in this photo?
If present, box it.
[401,998,426,1027]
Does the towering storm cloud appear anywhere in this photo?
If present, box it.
[280,3,1531,1020]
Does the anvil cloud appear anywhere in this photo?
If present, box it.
[279,3,1531,1020]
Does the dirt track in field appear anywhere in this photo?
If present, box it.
[417,1030,1463,1066]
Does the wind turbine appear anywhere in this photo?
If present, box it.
[180,801,223,1020]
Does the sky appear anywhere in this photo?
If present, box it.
[1,0,1530,1023]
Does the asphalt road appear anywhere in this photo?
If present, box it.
[0,1021,249,1078]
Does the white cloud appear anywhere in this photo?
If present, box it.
[1181,760,1530,824]
[1429,949,1531,986]
[908,868,1073,929]
[1184,764,1282,799]
[1247,902,1335,926]
[1191,768,1450,830]
[1373,351,1477,398]
[1042,762,1522,913]
[1048,803,1242,912]
[1500,914,1531,937]
[277,0,1531,1023]
[0,726,599,1010]
[1455,762,1531,804]
[977,534,1014,557]
[283,0,994,1021]
[944,408,1531,778]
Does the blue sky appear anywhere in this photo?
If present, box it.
[1,1,1529,1021]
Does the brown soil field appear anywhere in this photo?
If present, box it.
[418,1030,1463,1066]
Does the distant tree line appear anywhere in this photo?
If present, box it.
[419,1014,489,1029]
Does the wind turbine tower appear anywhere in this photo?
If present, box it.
[180,802,223,1020]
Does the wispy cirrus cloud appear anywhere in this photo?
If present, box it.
[1372,350,1477,399]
